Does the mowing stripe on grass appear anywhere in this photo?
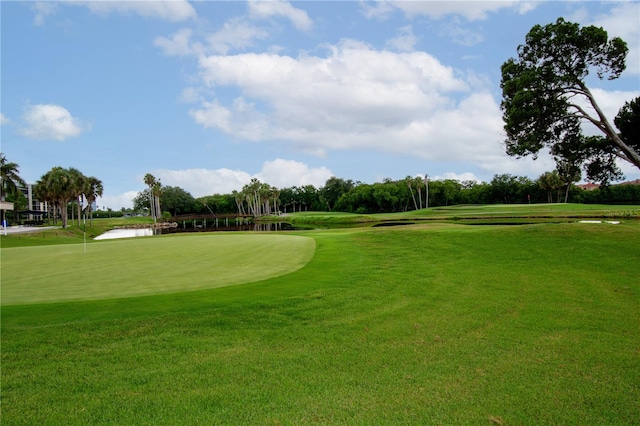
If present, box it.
[1,233,315,305]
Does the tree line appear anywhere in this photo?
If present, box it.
[130,173,639,218]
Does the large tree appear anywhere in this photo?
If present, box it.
[35,167,76,228]
[500,18,639,183]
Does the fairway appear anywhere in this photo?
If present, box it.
[1,233,316,305]
[2,222,639,424]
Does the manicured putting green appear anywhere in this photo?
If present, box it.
[1,234,315,305]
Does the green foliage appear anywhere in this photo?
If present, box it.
[318,177,355,211]
[615,97,640,151]
[196,193,237,214]
[576,184,640,204]
[160,185,198,216]
[500,17,639,182]
[0,153,27,201]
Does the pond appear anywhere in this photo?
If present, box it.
[94,222,307,240]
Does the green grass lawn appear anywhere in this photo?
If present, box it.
[2,220,639,424]
[1,233,315,305]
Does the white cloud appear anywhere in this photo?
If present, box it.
[389,1,523,21]
[205,18,270,55]
[360,1,396,20]
[0,113,9,125]
[438,18,484,47]
[154,18,270,57]
[190,41,506,162]
[518,2,539,15]
[152,159,332,198]
[154,28,202,56]
[589,2,640,75]
[433,172,481,183]
[256,159,332,188]
[386,25,418,52]
[74,0,196,22]
[19,104,89,141]
[96,191,139,211]
[153,168,252,197]
[31,2,57,26]
[248,0,313,31]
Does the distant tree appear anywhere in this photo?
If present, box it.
[84,176,103,226]
[197,194,236,215]
[320,177,355,211]
[133,189,152,214]
[161,186,197,216]
[500,18,639,183]
[490,174,520,204]
[67,167,87,226]
[143,173,161,222]
[35,167,76,228]
[0,153,26,225]
[555,160,581,203]
[538,171,564,203]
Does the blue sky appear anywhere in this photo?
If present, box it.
[2,1,639,210]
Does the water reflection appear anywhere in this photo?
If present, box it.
[95,222,305,240]
[159,222,303,234]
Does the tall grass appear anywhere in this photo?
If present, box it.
[2,222,639,424]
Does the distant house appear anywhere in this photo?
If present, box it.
[577,179,640,191]
[577,182,600,191]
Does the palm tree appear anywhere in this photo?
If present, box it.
[33,181,52,225]
[1,153,26,225]
[84,176,103,226]
[37,167,75,228]
[68,167,86,226]
[144,173,157,222]
[152,181,162,220]
[144,173,162,222]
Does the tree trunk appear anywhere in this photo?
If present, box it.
[583,85,640,169]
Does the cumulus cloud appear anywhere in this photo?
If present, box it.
[33,0,196,23]
[438,18,484,47]
[96,191,139,211]
[248,0,313,31]
[74,0,196,22]
[256,159,332,188]
[19,104,89,141]
[0,113,9,125]
[589,2,640,74]
[433,172,481,183]
[189,40,508,166]
[386,25,418,52]
[31,2,57,26]
[154,28,201,56]
[386,1,524,21]
[151,159,332,198]
[205,18,270,55]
